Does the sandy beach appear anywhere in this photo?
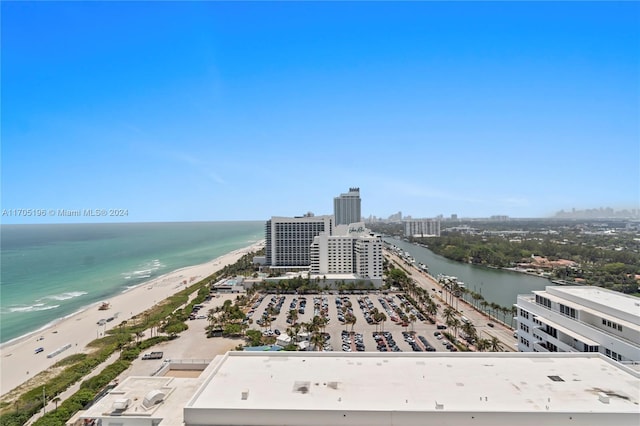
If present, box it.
[0,240,264,397]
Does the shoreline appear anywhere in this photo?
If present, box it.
[0,240,264,397]
[0,242,261,349]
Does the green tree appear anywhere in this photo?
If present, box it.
[489,336,503,352]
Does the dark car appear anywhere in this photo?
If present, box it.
[487,323,495,328]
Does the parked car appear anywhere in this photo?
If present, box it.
[487,323,495,328]
[34,347,44,354]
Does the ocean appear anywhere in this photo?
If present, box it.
[0,221,265,344]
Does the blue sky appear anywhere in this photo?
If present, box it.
[2,1,638,223]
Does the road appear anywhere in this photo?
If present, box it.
[384,248,518,352]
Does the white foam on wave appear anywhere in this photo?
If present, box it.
[40,291,88,301]
[9,304,60,313]
[121,259,165,281]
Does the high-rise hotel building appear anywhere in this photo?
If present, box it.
[334,188,361,226]
[310,222,383,286]
[265,215,334,269]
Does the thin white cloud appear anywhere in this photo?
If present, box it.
[167,150,227,185]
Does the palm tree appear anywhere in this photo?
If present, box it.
[262,315,271,332]
[442,306,455,326]
[346,313,357,332]
[471,292,483,309]
[135,330,144,344]
[378,312,387,332]
[461,322,477,343]
[425,301,438,323]
[480,300,489,315]
[310,332,325,351]
[448,317,461,338]
[499,306,509,324]
[489,336,503,352]
[287,309,298,325]
[311,315,325,333]
[409,314,417,332]
[490,302,500,321]
[476,338,490,352]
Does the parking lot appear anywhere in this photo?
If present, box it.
[247,293,458,353]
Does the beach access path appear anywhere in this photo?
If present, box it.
[0,241,264,397]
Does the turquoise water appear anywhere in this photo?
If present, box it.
[0,221,264,344]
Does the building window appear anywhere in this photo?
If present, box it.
[602,318,623,332]
[535,295,551,309]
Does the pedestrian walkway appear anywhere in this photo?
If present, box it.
[25,351,121,425]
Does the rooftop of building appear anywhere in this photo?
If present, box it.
[187,351,639,414]
[532,286,640,323]
[73,370,208,425]
[550,286,640,315]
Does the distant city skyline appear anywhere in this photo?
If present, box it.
[2,2,638,224]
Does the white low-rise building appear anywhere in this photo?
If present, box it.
[68,352,640,426]
[515,286,640,364]
[184,351,639,426]
[403,219,441,237]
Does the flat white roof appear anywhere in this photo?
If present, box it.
[548,286,640,321]
[73,360,215,426]
[187,352,639,414]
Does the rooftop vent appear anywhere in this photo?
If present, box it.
[548,375,564,382]
[598,392,610,404]
[142,390,165,409]
[327,381,339,390]
[112,398,131,411]
[241,389,249,400]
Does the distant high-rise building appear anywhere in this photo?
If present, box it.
[333,188,361,226]
[387,211,402,221]
[265,215,334,269]
[404,219,441,237]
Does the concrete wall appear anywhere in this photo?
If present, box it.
[185,408,638,426]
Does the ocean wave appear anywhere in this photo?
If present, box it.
[121,259,165,281]
[39,291,88,301]
[9,304,60,313]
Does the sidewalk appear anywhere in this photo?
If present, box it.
[25,351,121,425]
[385,248,516,352]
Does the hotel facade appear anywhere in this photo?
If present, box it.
[309,222,383,286]
[265,215,334,269]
